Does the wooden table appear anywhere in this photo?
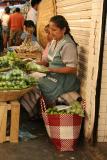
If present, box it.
[0,100,20,143]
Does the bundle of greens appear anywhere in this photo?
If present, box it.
[26,61,49,73]
[0,69,37,90]
[12,59,27,71]
[0,60,10,72]
[0,50,17,71]
[46,100,84,117]
[0,51,29,72]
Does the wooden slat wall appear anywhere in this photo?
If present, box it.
[98,16,107,142]
[37,0,56,48]
[84,0,104,139]
[56,0,104,140]
[56,0,92,99]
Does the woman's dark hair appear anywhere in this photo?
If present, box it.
[50,15,78,46]
[5,7,10,14]
[31,0,42,7]
[24,20,35,28]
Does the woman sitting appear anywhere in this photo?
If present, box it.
[38,15,80,104]
[20,15,80,118]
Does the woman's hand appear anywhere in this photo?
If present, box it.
[36,61,49,67]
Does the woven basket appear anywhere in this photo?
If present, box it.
[16,51,42,61]
[0,86,34,102]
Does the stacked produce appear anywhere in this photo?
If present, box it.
[0,51,30,71]
[0,69,37,90]
[0,51,48,73]
[46,100,84,117]
[0,50,50,91]
[12,58,27,71]
[0,51,38,90]
[0,51,16,71]
[0,59,10,72]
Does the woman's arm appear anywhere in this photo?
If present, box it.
[36,60,49,67]
[49,42,78,74]
[48,66,77,74]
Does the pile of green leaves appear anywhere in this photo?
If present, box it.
[12,59,27,71]
[46,100,84,117]
[0,51,49,73]
[0,51,18,70]
[0,69,37,90]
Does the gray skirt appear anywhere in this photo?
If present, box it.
[38,73,80,103]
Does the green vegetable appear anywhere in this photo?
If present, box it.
[0,69,38,90]
[26,62,49,73]
[46,100,84,117]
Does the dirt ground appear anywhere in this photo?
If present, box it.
[0,116,107,160]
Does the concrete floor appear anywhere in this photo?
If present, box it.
[0,118,107,160]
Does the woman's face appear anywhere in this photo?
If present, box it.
[49,22,65,41]
[26,27,34,35]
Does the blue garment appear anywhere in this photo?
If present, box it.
[21,32,36,41]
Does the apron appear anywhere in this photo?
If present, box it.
[38,35,80,103]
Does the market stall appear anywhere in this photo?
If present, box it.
[0,50,47,143]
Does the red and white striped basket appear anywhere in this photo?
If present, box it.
[40,97,82,151]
